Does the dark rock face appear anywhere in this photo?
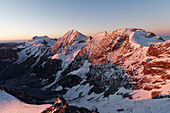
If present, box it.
[0,42,29,80]
[42,97,99,113]
[0,43,21,74]
[48,55,88,91]
[86,63,131,97]
[0,63,28,80]
[0,57,63,104]
[32,58,63,86]
[57,75,82,88]
[0,44,63,104]
[0,45,18,60]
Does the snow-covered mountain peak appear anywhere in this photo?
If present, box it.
[15,36,57,64]
[51,29,87,51]
[62,29,79,39]
[109,28,164,47]
[51,29,90,68]
[65,29,78,34]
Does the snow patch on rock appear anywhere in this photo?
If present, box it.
[68,60,91,79]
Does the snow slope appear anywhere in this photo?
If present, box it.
[64,85,170,113]
[0,90,51,113]
[129,30,164,47]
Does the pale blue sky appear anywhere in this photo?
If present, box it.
[0,0,170,40]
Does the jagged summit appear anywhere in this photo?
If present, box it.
[51,29,90,68]
[64,29,79,35]
[60,29,83,41]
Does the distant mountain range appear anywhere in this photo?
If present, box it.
[0,40,28,43]
[159,35,170,41]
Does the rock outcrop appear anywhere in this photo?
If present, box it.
[42,97,99,113]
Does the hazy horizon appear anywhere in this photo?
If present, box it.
[0,0,170,40]
[1,30,170,41]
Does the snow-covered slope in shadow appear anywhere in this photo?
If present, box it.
[0,90,51,113]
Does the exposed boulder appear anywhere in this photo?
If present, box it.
[151,91,161,99]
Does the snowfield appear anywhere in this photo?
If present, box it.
[129,30,164,47]
[64,86,170,113]
[0,90,51,113]
[0,89,170,113]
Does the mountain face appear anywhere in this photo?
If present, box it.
[0,28,169,112]
[0,42,22,79]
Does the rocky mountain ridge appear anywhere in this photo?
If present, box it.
[0,28,169,113]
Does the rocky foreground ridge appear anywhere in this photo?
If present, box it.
[42,97,99,113]
[0,28,170,113]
